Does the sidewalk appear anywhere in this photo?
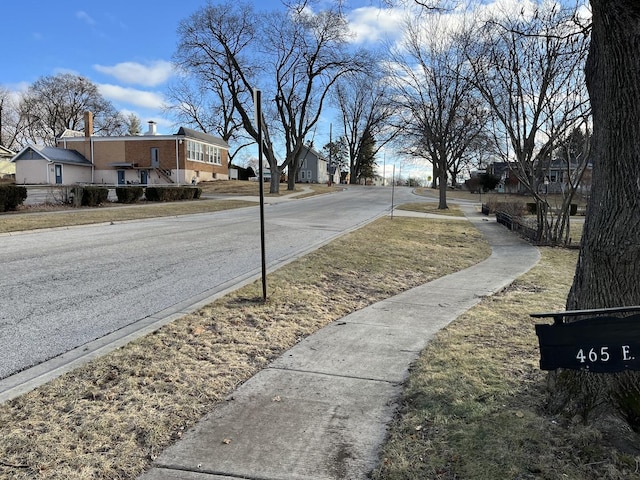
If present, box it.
[140,206,540,480]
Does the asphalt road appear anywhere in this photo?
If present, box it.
[0,186,420,386]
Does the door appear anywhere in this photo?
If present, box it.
[151,148,160,168]
[140,170,149,184]
[117,170,126,185]
[54,164,62,184]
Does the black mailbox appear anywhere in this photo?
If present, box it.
[532,307,640,373]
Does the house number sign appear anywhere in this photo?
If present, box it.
[532,308,640,373]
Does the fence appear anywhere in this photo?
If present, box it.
[495,210,540,242]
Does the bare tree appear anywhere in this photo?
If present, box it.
[549,0,640,432]
[265,5,369,191]
[0,86,25,150]
[175,2,278,183]
[20,73,126,145]
[469,3,591,243]
[164,74,252,168]
[388,12,487,209]
[334,67,398,184]
[175,0,366,193]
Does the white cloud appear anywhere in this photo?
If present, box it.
[76,11,96,26]
[93,60,175,87]
[98,84,166,110]
[347,7,405,44]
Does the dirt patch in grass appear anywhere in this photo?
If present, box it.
[0,216,489,479]
[372,247,640,480]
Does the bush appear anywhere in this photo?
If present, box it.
[76,186,109,206]
[145,187,201,202]
[0,185,27,211]
[115,186,144,204]
[486,200,528,217]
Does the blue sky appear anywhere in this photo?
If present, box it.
[3,0,402,135]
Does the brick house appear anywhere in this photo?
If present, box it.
[13,112,229,185]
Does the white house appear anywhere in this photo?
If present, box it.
[12,145,93,184]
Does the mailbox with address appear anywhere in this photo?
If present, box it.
[532,307,640,373]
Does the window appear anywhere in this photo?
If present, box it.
[186,140,203,162]
[187,140,222,165]
[301,170,306,180]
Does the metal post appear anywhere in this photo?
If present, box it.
[253,89,267,301]
[328,123,332,187]
[391,164,395,219]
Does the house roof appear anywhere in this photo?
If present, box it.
[300,144,327,162]
[0,145,16,158]
[176,127,229,149]
[59,129,85,138]
[13,145,93,166]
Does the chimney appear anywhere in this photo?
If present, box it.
[84,111,93,137]
[145,121,158,136]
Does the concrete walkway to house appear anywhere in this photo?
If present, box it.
[140,205,540,480]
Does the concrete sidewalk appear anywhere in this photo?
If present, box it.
[140,206,540,480]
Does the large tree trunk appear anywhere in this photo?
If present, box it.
[550,0,640,429]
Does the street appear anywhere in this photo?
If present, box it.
[0,186,420,384]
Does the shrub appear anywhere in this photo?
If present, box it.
[79,186,109,206]
[486,200,528,217]
[145,187,201,202]
[115,186,144,204]
[0,185,27,211]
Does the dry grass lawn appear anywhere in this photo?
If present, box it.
[3,186,627,480]
[373,247,640,480]
[1,181,339,234]
[396,202,465,217]
[1,199,255,234]
[0,215,489,479]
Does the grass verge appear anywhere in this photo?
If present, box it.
[372,247,640,480]
[0,199,256,234]
[396,202,465,217]
[1,181,339,234]
[0,215,489,479]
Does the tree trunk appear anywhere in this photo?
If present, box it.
[287,159,297,191]
[550,0,640,429]
[438,157,448,210]
[268,165,280,194]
